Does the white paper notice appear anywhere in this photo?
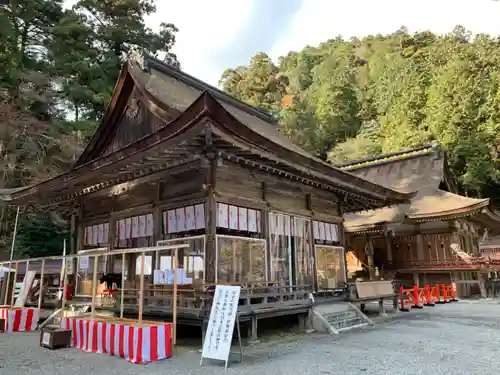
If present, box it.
[247,209,257,233]
[42,332,51,346]
[135,255,152,275]
[167,210,177,233]
[138,215,146,238]
[146,213,154,236]
[84,226,90,245]
[195,203,205,229]
[78,255,89,270]
[97,224,105,244]
[131,216,140,238]
[228,205,238,230]
[185,205,196,231]
[92,225,99,246]
[125,218,132,239]
[325,222,332,242]
[331,223,339,242]
[313,220,320,239]
[201,285,241,363]
[238,207,248,231]
[103,223,109,244]
[118,219,127,240]
[176,208,186,232]
[162,211,168,234]
[217,203,229,228]
[153,269,166,285]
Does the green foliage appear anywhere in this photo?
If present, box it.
[220,27,500,202]
[0,0,180,257]
[16,213,68,258]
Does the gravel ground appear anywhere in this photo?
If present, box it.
[2,301,500,375]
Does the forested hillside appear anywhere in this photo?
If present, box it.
[220,26,500,203]
[0,0,179,257]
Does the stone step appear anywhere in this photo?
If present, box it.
[330,316,365,330]
[325,311,358,323]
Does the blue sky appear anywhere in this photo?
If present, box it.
[146,0,500,86]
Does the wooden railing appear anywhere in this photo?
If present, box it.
[117,281,313,317]
[385,257,487,270]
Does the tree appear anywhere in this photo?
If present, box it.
[52,0,180,121]
[16,212,68,258]
[0,0,181,257]
[219,26,500,202]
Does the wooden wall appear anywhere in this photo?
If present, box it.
[216,161,341,220]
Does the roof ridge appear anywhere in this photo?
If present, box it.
[132,52,277,124]
[338,143,439,170]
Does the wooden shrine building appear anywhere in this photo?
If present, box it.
[339,143,500,298]
[0,52,410,332]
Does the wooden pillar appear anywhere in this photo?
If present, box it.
[416,234,425,262]
[385,232,393,264]
[204,149,217,283]
[364,237,376,280]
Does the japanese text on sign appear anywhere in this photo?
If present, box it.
[201,285,241,362]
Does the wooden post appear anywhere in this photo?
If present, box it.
[365,238,376,280]
[138,251,145,323]
[21,260,30,308]
[3,265,11,305]
[120,252,125,319]
[91,254,99,318]
[10,262,18,306]
[38,259,45,310]
[61,256,69,319]
[172,248,178,346]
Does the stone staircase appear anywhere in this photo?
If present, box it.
[311,302,373,334]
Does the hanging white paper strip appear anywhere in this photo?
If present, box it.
[217,203,229,228]
[256,210,262,233]
[138,215,147,237]
[185,205,196,231]
[97,224,105,244]
[195,204,205,229]
[84,227,90,246]
[238,207,248,231]
[325,222,332,242]
[131,216,140,238]
[162,211,168,234]
[167,210,177,233]
[313,220,320,239]
[119,219,127,240]
[331,223,339,242]
[146,213,154,236]
[103,223,109,244]
[176,207,186,232]
[248,209,257,232]
[125,218,132,239]
[92,225,99,245]
[229,205,238,230]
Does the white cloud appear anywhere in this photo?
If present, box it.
[146,0,256,86]
[270,0,500,60]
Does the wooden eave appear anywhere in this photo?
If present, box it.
[5,90,411,209]
[72,62,181,169]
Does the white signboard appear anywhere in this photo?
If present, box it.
[42,331,51,346]
[79,256,90,270]
[201,285,241,366]
[14,271,36,307]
